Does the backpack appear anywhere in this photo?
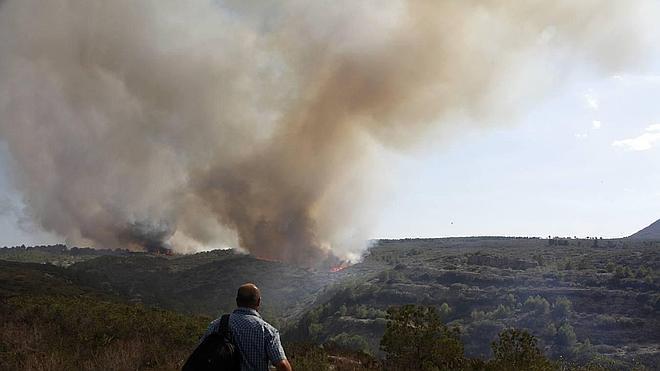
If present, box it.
[182,314,241,371]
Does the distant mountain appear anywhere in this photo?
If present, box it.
[628,219,660,240]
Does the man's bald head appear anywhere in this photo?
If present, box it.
[236,283,261,309]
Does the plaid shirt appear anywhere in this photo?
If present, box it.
[203,307,286,371]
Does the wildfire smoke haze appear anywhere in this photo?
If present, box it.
[0,0,656,266]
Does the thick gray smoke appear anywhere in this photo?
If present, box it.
[0,0,656,265]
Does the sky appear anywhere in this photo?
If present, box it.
[373,67,660,240]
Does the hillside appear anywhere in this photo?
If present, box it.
[66,249,342,324]
[1,237,659,369]
[0,246,340,322]
[285,237,660,368]
[0,259,109,299]
[0,259,211,369]
[0,244,131,266]
[629,219,660,240]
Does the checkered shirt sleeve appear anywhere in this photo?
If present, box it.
[264,324,286,364]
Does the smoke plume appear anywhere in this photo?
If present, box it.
[0,0,656,265]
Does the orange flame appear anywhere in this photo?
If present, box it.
[330,262,350,273]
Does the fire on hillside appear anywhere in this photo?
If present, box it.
[330,262,350,273]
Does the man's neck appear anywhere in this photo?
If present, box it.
[235,306,260,315]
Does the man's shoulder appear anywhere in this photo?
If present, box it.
[260,319,279,335]
[230,309,279,334]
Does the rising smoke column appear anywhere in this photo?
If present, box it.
[0,0,656,265]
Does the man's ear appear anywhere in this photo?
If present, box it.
[257,297,261,307]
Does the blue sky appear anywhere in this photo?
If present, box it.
[373,67,660,239]
[1,59,659,247]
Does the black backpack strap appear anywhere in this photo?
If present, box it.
[218,314,231,338]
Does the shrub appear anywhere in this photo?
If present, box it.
[543,323,557,338]
[523,295,550,316]
[490,304,513,319]
[380,305,464,370]
[438,302,452,319]
[489,329,553,370]
[308,323,323,340]
[329,333,371,354]
[577,258,590,270]
[503,293,517,307]
[556,322,577,349]
[0,295,208,370]
[471,310,487,321]
[595,314,617,328]
[613,265,633,280]
[286,343,331,371]
[552,297,572,321]
[377,269,407,284]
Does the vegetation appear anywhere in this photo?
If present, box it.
[380,305,464,370]
[0,295,208,370]
[489,329,553,370]
[0,294,649,370]
[289,304,634,370]
[377,305,556,370]
[286,237,659,368]
[1,237,659,369]
[0,244,130,266]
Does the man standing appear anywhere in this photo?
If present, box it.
[202,283,292,371]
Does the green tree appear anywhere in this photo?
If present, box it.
[308,323,323,340]
[523,295,550,316]
[438,302,452,319]
[557,322,577,349]
[542,323,557,338]
[552,297,572,321]
[380,305,464,370]
[489,329,553,371]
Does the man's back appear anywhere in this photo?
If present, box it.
[202,283,291,371]
[229,307,286,371]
